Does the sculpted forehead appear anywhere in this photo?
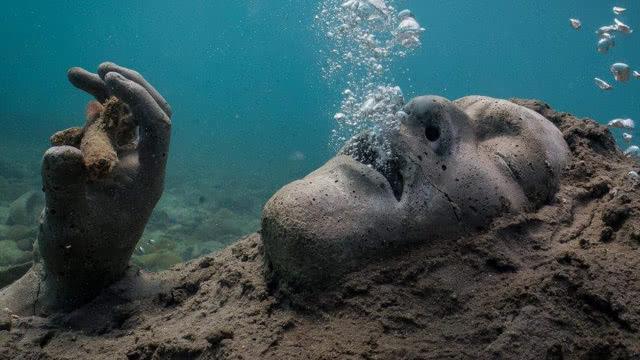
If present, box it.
[455,96,567,156]
[454,96,569,207]
[455,96,524,139]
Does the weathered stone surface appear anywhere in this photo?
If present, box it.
[0,63,172,314]
[263,96,570,288]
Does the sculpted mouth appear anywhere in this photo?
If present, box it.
[339,132,405,201]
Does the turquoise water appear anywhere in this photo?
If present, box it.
[1,1,638,270]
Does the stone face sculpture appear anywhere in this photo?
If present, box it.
[262,96,570,288]
[0,66,569,315]
[0,63,172,313]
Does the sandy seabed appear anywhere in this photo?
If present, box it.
[1,99,640,359]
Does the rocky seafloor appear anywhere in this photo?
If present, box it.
[131,176,270,272]
[0,156,42,289]
[1,99,640,359]
[0,155,271,287]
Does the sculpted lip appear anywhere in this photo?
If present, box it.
[339,132,405,201]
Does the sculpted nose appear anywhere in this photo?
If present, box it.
[401,95,473,155]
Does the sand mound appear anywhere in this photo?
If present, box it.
[1,100,639,359]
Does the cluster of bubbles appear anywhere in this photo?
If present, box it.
[570,6,639,181]
[315,0,425,150]
[333,85,405,133]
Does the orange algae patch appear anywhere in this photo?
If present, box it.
[49,97,137,181]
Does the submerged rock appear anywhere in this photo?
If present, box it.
[14,237,34,252]
[0,262,32,289]
[0,240,31,267]
[5,191,43,226]
[0,176,38,203]
[5,225,36,242]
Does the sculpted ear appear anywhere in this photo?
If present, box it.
[454,96,570,207]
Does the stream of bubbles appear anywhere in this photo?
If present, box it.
[316,0,425,155]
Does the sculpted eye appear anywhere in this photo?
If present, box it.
[425,125,440,142]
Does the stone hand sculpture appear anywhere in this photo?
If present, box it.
[0,63,172,313]
[263,96,570,289]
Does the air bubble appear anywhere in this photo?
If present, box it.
[316,0,424,153]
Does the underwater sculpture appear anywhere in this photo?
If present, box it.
[262,96,570,288]
[0,65,570,315]
[1,97,636,359]
[0,63,172,313]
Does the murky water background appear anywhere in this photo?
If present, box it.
[0,1,638,271]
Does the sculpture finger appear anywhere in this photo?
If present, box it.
[41,146,87,210]
[104,72,171,180]
[67,67,109,102]
[98,62,172,117]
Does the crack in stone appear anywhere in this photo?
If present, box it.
[427,178,462,222]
